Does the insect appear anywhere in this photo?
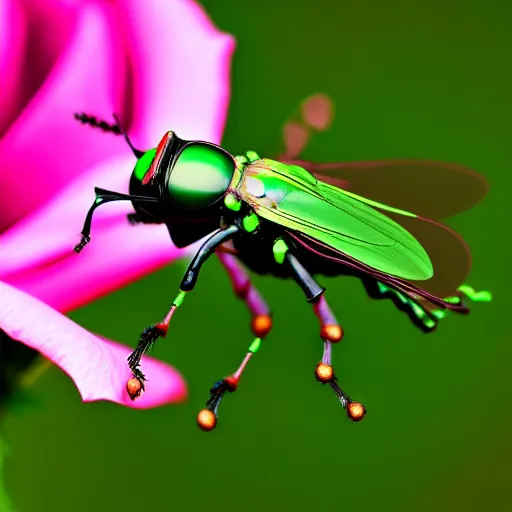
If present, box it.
[73,111,491,431]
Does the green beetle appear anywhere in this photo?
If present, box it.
[73,113,491,431]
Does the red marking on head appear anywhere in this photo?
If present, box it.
[142,131,172,185]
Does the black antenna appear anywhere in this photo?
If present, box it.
[74,188,159,253]
[74,112,145,158]
[112,113,145,158]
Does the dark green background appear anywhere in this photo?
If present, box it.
[5,0,509,510]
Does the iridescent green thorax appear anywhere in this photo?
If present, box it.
[168,144,235,209]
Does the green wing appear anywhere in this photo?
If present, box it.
[240,159,433,281]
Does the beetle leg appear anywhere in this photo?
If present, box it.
[196,336,264,432]
[195,252,272,431]
[311,296,366,422]
[284,250,366,422]
[126,225,241,400]
[216,252,272,338]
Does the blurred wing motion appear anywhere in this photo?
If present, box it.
[285,159,488,220]
[240,159,472,311]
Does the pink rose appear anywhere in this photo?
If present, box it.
[0,0,235,408]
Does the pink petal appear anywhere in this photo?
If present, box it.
[0,281,187,408]
[0,157,197,312]
[0,156,135,279]
[6,221,197,313]
[0,0,81,137]
[0,0,26,136]
[2,0,80,135]
[114,0,235,148]
[0,1,127,231]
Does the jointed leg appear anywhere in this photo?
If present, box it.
[217,251,272,338]
[284,248,366,421]
[312,296,366,421]
[196,252,272,431]
[196,337,264,432]
[126,226,240,399]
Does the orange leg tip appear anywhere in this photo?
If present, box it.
[315,362,334,383]
[321,324,343,342]
[126,378,143,400]
[251,314,273,338]
[197,409,217,431]
[347,402,366,422]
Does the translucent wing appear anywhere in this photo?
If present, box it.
[240,159,434,281]
[284,159,488,220]
[285,211,470,300]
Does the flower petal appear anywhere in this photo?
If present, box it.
[0,156,135,279]
[0,1,127,231]
[114,0,235,147]
[0,0,26,136]
[6,220,196,313]
[0,0,80,137]
[0,156,196,312]
[0,281,187,408]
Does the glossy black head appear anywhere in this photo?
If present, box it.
[130,132,235,210]
[129,132,236,246]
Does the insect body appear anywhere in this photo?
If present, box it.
[74,113,491,430]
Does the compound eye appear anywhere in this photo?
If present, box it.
[168,143,235,210]
[133,148,157,183]
[140,131,174,185]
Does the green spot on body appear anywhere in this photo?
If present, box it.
[173,290,187,308]
[246,150,260,162]
[273,238,289,264]
[423,317,437,329]
[235,155,248,167]
[249,338,262,353]
[377,282,389,294]
[243,213,260,232]
[410,301,426,318]
[431,309,447,320]
[224,193,242,211]
[395,291,409,305]
[443,295,462,305]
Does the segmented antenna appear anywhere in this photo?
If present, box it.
[74,112,121,135]
[74,112,144,158]
[74,235,91,253]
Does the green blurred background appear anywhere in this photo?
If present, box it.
[4,0,509,510]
